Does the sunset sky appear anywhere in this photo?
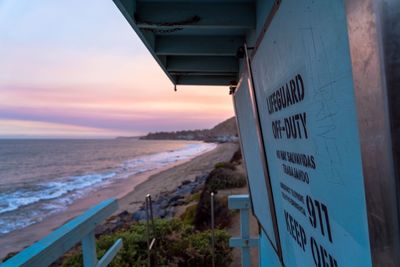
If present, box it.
[0,0,234,138]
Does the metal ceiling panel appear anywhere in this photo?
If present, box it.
[113,0,257,86]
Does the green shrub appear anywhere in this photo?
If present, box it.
[192,161,247,230]
[207,168,246,192]
[214,162,236,170]
[194,191,231,231]
[189,192,201,202]
[180,204,198,225]
[62,219,232,267]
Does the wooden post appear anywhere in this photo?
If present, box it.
[2,198,122,267]
[228,195,259,267]
[82,230,98,267]
[239,206,250,266]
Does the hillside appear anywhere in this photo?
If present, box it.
[140,117,238,143]
[207,117,237,138]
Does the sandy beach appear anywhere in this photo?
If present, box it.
[0,142,238,261]
[118,143,238,213]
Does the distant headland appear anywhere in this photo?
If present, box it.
[117,117,238,143]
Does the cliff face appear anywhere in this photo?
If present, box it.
[140,117,238,143]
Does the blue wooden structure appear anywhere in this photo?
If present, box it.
[228,195,259,267]
[3,0,398,266]
[1,198,122,267]
[112,0,258,86]
[113,0,400,266]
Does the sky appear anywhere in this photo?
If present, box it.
[0,0,234,138]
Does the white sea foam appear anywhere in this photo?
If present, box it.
[0,172,116,214]
[117,142,217,178]
[0,142,217,234]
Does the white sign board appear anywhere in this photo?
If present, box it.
[233,63,278,252]
[249,1,373,266]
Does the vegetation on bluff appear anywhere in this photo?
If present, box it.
[193,160,246,231]
[62,219,231,267]
[61,148,246,267]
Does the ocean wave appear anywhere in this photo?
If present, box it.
[0,142,217,234]
[0,172,116,214]
[117,143,217,178]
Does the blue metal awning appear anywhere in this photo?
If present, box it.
[113,0,257,86]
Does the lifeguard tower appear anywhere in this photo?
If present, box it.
[3,1,399,266]
[111,1,400,266]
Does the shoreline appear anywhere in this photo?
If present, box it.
[118,143,238,214]
[0,142,238,261]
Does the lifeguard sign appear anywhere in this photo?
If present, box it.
[234,0,399,266]
[114,0,400,265]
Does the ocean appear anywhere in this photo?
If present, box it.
[0,139,216,235]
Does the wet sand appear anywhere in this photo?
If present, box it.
[0,142,238,261]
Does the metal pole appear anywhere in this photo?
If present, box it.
[145,195,151,267]
[148,194,158,267]
[211,192,215,267]
[148,194,156,236]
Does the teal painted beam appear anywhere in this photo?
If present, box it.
[97,239,123,267]
[170,72,237,76]
[113,0,177,85]
[229,237,259,248]
[167,56,238,72]
[117,0,136,16]
[137,0,254,2]
[135,2,256,30]
[155,35,244,56]
[1,199,118,267]
[174,75,237,86]
[82,230,97,267]
[228,194,251,209]
[228,195,258,267]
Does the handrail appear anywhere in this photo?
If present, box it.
[1,198,123,267]
[228,195,259,267]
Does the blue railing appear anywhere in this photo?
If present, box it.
[228,195,259,267]
[1,198,123,267]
